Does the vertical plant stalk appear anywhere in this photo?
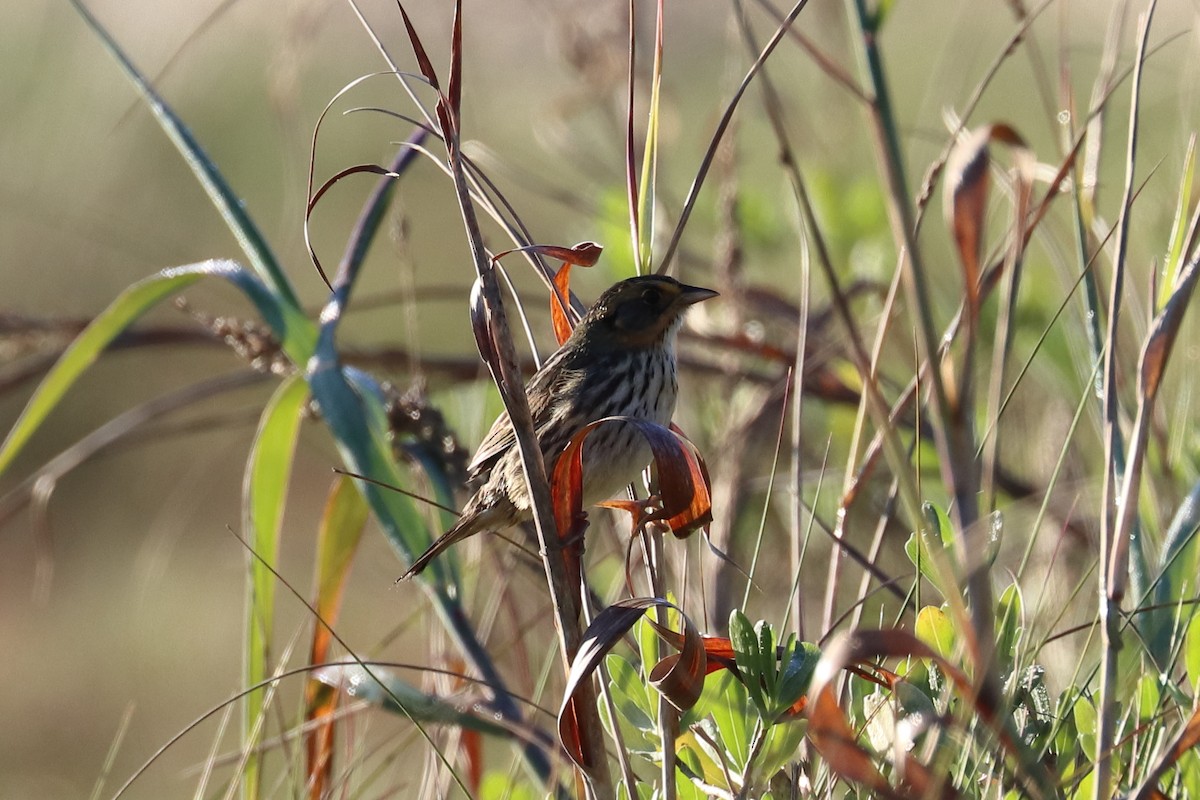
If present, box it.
[1082,0,1129,216]
[972,132,1035,511]
[980,185,1030,511]
[431,5,612,793]
[311,121,557,791]
[790,237,811,639]
[1095,5,1155,798]
[844,0,996,680]
[452,118,614,800]
[624,0,641,272]
[787,163,936,632]
[647,528,679,799]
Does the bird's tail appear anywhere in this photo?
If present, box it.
[400,499,512,579]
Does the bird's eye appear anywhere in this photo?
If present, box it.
[641,288,662,306]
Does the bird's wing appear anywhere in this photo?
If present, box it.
[466,348,571,476]
[467,408,514,475]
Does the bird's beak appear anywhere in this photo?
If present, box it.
[677,284,719,306]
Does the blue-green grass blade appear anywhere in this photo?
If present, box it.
[312,663,509,736]
[307,338,449,585]
[69,0,300,311]
[1146,479,1200,664]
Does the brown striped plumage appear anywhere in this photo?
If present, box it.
[402,275,717,578]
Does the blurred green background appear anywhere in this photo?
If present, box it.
[3,0,1198,796]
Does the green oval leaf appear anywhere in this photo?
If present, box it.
[915,605,955,660]
[1186,613,1200,693]
[996,583,1024,667]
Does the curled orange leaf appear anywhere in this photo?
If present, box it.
[558,598,704,768]
[487,241,603,346]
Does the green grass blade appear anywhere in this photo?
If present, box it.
[69,0,300,311]
[1186,613,1200,694]
[1160,135,1196,310]
[635,0,664,272]
[241,373,309,800]
[0,260,305,477]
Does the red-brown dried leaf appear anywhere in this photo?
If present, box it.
[489,239,601,271]
[625,419,707,537]
[305,163,403,287]
[549,416,590,590]
[808,655,958,797]
[807,683,901,798]
[945,123,1033,315]
[435,100,456,143]
[988,122,1027,149]
[550,417,711,548]
[810,681,960,799]
[644,609,706,711]
[809,629,1040,793]
[946,126,992,311]
[304,681,337,800]
[396,3,440,90]
[700,636,738,674]
[558,598,704,768]
[847,663,899,689]
[652,629,738,677]
[1166,705,1200,770]
[307,164,399,215]
[525,241,604,267]
[663,423,713,536]
[646,642,706,712]
[558,695,586,769]
[896,752,961,800]
[448,0,462,117]
[551,263,574,346]
[1139,259,1199,401]
[597,498,644,516]
[462,728,482,793]
[700,635,735,662]
[546,243,602,345]
[485,241,602,346]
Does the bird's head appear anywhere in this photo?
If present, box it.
[574,275,718,351]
